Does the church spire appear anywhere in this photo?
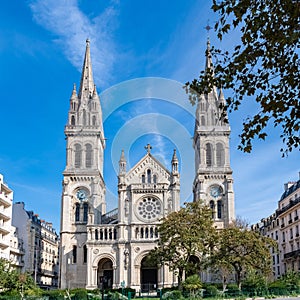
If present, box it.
[205,38,213,72]
[171,149,179,174]
[78,39,95,99]
[119,150,127,175]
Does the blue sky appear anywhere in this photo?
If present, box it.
[0,0,298,231]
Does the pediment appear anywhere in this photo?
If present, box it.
[125,153,171,184]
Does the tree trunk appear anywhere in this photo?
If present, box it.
[178,268,183,290]
[236,271,242,290]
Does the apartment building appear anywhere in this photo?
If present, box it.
[0,174,13,260]
[252,173,300,278]
[12,202,59,288]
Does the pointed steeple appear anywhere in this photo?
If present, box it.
[171,149,178,163]
[119,150,127,175]
[92,84,98,98]
[171,149,179,174]
[218,87,225,105]
[78,39,95,99]
[205,38,213,72]
[71,83,77,99]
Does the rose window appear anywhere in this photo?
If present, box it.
[136,197,162,221]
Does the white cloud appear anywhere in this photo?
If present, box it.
[29,0,118,88]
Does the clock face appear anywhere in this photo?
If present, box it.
[210,185,222,198]
[76,189,87,201]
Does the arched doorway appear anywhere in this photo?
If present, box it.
[140,256,158,292]
[98,258,113,290]
[186,255,200,278]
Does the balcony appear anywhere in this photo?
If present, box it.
[132,225,159,241]
[284,249,300,259]
[87,224,159,243]
[0,240,9,249]
[0,194,11,207]
[88,225,118,242]
[0,224,10,235]
[277,197,300,216]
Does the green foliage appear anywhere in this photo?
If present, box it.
[148,201,217,288]
[182,274,202,297]
[242,268,268,289]
[203,284,219,297]
[0,258,39,296]
[186,0,300,155]
[42,289,65,300]
[242,268,268,296]
[224,284,242,297]
[209,221,276,290]
[72,288,88,299]
[162,290,183,300]
[279,270,300,291]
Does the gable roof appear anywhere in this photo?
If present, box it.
[126,152,171,183]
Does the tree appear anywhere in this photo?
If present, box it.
[209,221,276,290]
[186,0,299,155]
[0,258,38,297]
[182,274,202,298]
[242,268,268,295]
[148,201,217,289]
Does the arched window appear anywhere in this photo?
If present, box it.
[83,203,88,222]
[75,203,80,222]
[74,144,82,168]
[216,143,225,167]
[92,115,97,126]
[72,245,77,263]
[217,200,222,219]
[210,200,215,219]
[147,169,151,184]
[83,110,87,126]
[142,175,145,183]
[85,144,93,168]
[206,143,213,167]
[71,115,75,125]
[83,245,87,263]
[201,116,205,126]
[153,175,157,184]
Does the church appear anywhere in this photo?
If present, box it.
[59,39,235,290]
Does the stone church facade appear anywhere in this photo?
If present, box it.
[59,39,235,290]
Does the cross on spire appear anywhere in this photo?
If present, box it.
[205,20,212,35]
[145,144,152,153]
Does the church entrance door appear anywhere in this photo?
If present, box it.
[140,256,157,292]
[97,258,113,290]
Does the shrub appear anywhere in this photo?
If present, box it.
[162,290,183,300]
[73,288,88,299]
[225,284,241,297]
[204,284,219,297]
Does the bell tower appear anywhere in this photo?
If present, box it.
[59,39,106,289]
[193,39,235,228]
